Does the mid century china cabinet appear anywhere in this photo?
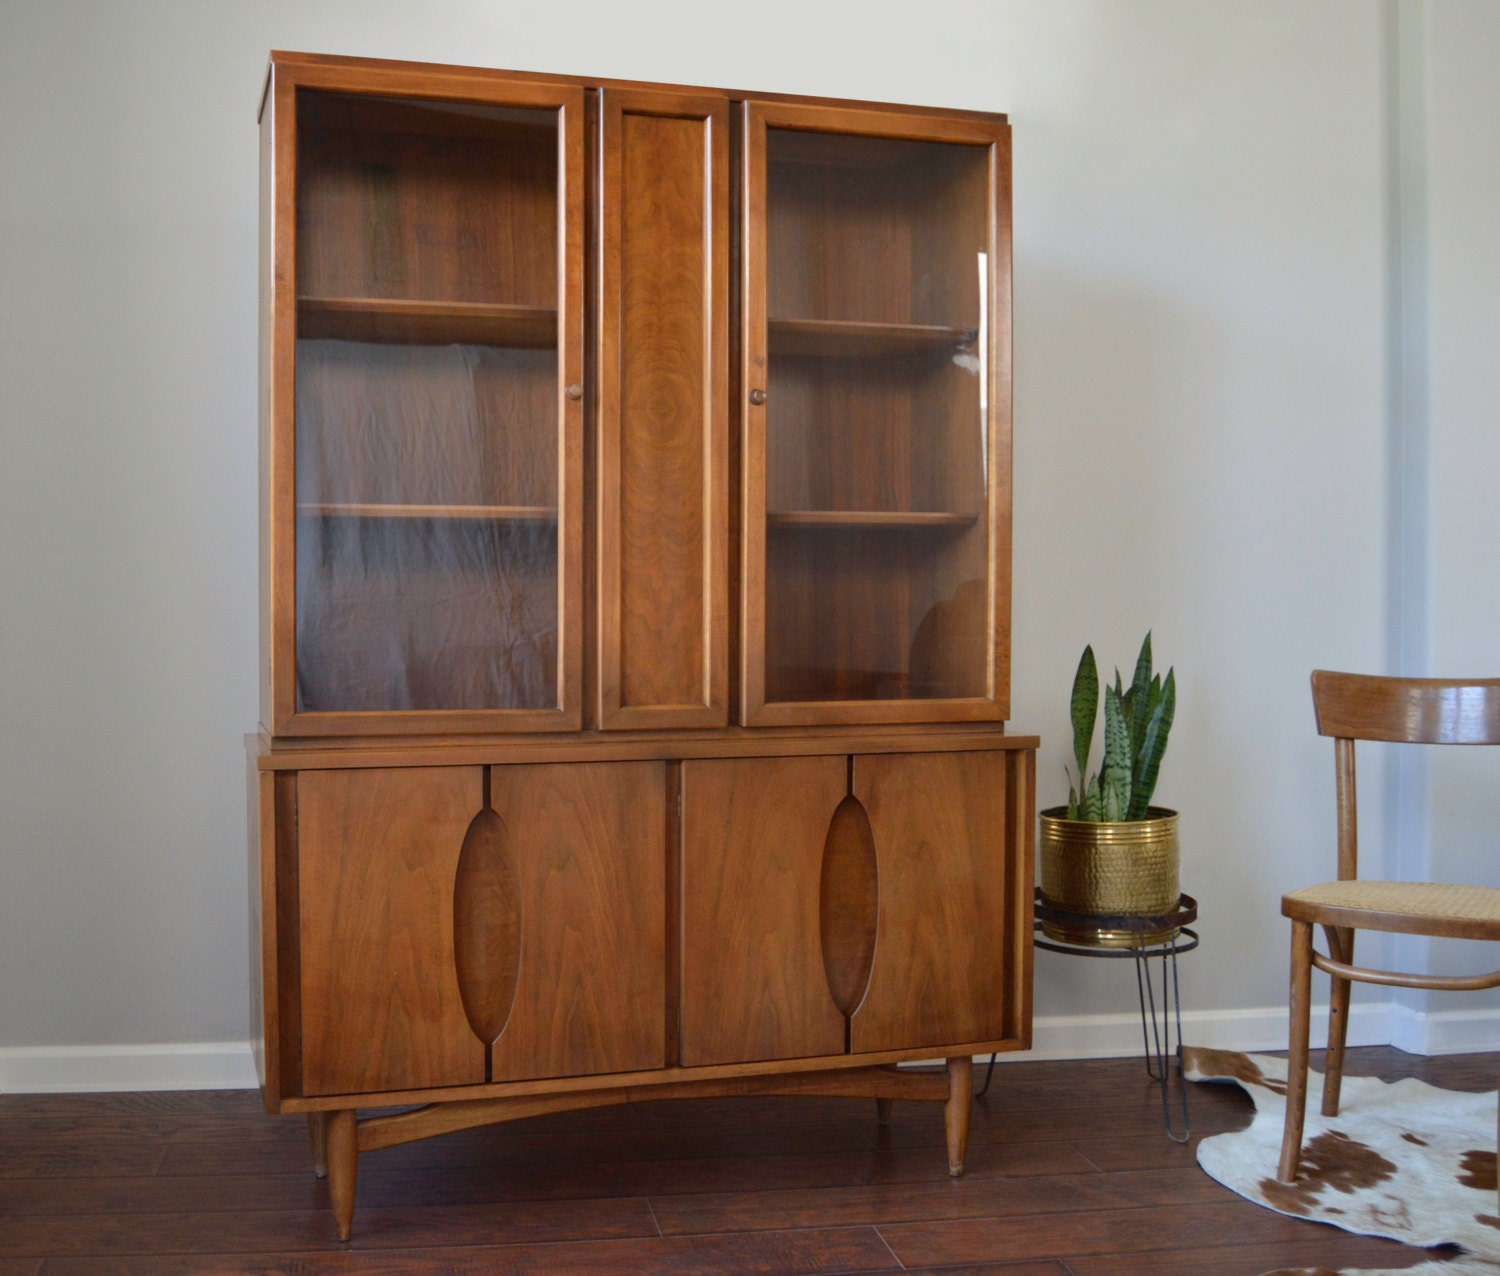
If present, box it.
[250,50,1034,1239]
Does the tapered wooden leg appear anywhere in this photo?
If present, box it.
[1278,919,1314,1182]
[1322,924,1353,1117]
[945,1056,972,1177]
[326,1109,358,1242]
[307,1111,329,1178]
[875,1098,893,1127]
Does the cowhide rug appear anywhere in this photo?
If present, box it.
[1268,1265,1498,1275]
[1267,1265,1497,1275]
[1184,1047,1500,1272]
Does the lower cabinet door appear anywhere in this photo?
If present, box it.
[297,762,665,1097]
[849,750,1012,1053]
[680,755,848,1065]
[680,750,1014,1068]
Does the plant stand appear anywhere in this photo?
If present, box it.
[979,893,1199,1142]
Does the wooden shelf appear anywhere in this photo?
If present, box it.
[298,298,558,349]
[767,510,978,529]
[769,318,976,358]
[297,502,557,522]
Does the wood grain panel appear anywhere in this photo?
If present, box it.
[264,64,297,736]
[298,767,486,1096]
[850,751,1011,1052]
[1005,746,1036,1046]
[272,772,301,1101]
[739,99,772,726]
[452,804,522,1046]
[294,511,558,714]
[296,92,558,306]
[486,762,666,1080]
[246,756,276,1098]
[681,756,847,1065]
[294,340,557,509]
[596,90,729,729]
[819,794,878,1019]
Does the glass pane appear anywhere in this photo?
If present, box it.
[763,128,991,703]
[292,91,561,713]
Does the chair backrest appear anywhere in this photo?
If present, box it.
[1310,672,1500,881]
[1312,671,1500,746]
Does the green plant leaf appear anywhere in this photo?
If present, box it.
[1069,645,1098,788]
[1127,632,1154,767]
[1082,774,1103,821]
[1101,684,1132,821]
[1128,666,1176,819]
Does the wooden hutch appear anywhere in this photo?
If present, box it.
[250,50,1035,1239]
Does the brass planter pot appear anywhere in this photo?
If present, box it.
[1038,806,1180,948]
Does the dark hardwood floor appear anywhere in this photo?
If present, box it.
[2,1047,1492,1274]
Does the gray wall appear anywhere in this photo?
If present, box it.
[1,0,1495,1085]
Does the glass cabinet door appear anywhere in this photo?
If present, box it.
[741,102,1012,726]
[266,68,584,735]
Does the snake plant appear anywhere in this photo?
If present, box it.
[1066,633,1176,822]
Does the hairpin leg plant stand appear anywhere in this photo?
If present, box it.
[978,893,1198,1142]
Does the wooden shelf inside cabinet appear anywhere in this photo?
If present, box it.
[768,318,977,358]
[767,510,979,530]
[296,503,558,523]
[298,297,559,348]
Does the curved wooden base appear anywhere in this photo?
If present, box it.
[315,1058,974,1237]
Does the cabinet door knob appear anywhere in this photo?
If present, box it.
[565,383,584,401]
[748,388,767,406]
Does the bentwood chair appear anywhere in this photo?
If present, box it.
[1277,671,1500,1191]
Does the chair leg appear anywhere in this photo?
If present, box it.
[1322,925,1353,1117]
[1278,919,1315,1182]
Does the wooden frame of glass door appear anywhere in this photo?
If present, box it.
[739,100,1013,728]
[261,59,586,736]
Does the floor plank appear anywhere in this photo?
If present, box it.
[878,1199,1362,1265]
[651,1166,1227,1234]
[1,1197,656,1258]
[34,1226,901,1274]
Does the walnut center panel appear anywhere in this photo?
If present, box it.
[596,90,729,730]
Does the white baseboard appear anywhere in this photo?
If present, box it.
[0,1042,259,1094]
[1390,1004,1500,1055]
[4,1004,1499,1093]
[992,998,1500,1064]
[1011,1001,1396,1062]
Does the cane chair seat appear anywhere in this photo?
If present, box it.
[1283,880,1500,939]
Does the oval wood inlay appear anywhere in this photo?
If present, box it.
[453,805,522,1046]
[820,793,879,1019]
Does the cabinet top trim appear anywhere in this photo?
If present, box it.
[262,50,1009,128]
[249,727,1039,771]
